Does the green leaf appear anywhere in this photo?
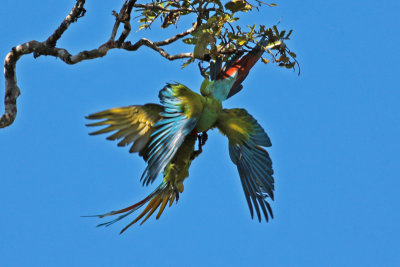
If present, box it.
[285,62,296,69]
[138,24,149,31]
[248,23,256,37]
[225,0,251,13]
[181,58,195,68]
[182,38,196,45]
[229,16,239,22]
[237,37,247,45]
[273,25,279,37]
[211,0,224,10]
[194,32,215,58]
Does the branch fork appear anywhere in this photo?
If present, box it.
[1,0,202,128]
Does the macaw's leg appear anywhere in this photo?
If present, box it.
[172,184,181,202]
[199,131,208,146]
[192,132,208,159]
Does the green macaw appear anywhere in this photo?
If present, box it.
[86,38,274,233]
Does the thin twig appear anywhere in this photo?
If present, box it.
[117,0,137,45]
[134,3,219,13]
[45,0,86,47]
[120,39,194,60]
[134,3,194,13]
[155,22,199,46]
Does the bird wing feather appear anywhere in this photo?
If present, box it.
[140,83,203,186]
[86,103,163,156]
[216,108,274,222]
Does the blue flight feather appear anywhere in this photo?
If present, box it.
[140,84,198,186]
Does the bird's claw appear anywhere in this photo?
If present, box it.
[173,185,180,202]
[198,132,208,147]
[192,132,208,160]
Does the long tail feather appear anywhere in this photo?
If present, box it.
[87,182,183,234]
[223,36,269,99]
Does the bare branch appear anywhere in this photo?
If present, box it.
[0,22,205,128]
[117,0,137,45]
[1,0,88,128]
[134,3,194,13]
[133,3,218,13]
[156,22,199,46]
[45,0,86,47]
[120,39,194,60]
[1,48,21,128]
[109,0,137,44]
[109,10,122,42]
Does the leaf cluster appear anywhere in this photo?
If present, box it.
[135,0,299,73]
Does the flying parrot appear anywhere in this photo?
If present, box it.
[86,37,274,233]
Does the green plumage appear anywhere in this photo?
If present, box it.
[86,40,275,232]
[163,133,199,187]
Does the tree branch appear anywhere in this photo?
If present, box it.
[134,3,194,13]
[1,0,87,128]
[117,0,137,45]
[45,0,86,47]
[1,0,287,128]
[120,39,194,60]
[156,22,199,46]
[0,0,202,128]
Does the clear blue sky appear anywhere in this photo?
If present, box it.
[1,0,399,266]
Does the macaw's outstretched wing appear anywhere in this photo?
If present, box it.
[202,36,268,101]
[86,103,163,157]
[216,108,274,222]
[140,83,203,186]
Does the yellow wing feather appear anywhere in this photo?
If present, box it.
[216,108,253,145]
[86,103,163,154]
[216,108,274,222]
